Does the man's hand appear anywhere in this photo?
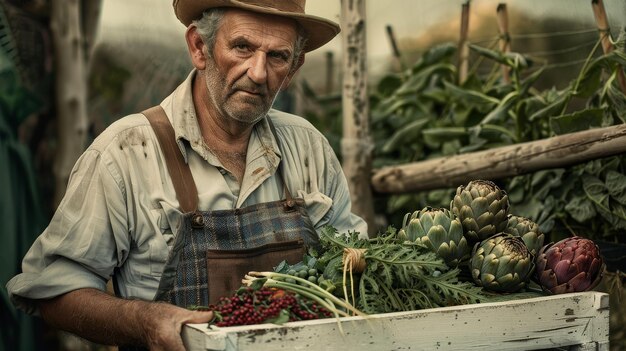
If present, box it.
[140,301,214,351]
[39,288,213,350]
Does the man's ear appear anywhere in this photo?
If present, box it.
[281,54,305,90]
[186,25,207,70]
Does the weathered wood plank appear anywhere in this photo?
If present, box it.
[182,292,609,351]
[340,0,377,236]
[371,124,626,193]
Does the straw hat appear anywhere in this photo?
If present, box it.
[173,0,340,52]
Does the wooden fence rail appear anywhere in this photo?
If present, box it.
[372,124,626,194]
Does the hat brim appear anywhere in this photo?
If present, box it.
[174,0,340,52]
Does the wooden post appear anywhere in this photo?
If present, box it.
[458,1,470,84]
[591,0,626,95]
[51,0,89,206]
[292,77,305,118]
[340,0,377,236]
[82,0,102,64]
[371,124,626,193]
[385,24,403,71]
[496,3,511,84]
[325,51,334,95]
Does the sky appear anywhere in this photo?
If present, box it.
[96,0,626,90]
[98,0,626,53]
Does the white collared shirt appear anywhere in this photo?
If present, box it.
[7,70,367,313]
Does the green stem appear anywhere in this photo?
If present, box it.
[374,274,404,310]
[420,273,484,304]
[561,37,604,115]
[256,278,349,335]
[268,281,352,318]
[246,272,365,316]
[367,256,446,268]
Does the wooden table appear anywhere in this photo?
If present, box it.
[182,291,609,351]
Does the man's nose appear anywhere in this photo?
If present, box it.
[247,52,268,85]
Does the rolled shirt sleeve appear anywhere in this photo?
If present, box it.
[7,146,129,314]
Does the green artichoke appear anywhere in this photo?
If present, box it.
[504,215,545,256]
[451,180,510,244]
[470,233,534,293]
[399,207,470,266]
[535,236,605,295]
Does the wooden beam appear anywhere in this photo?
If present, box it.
[372,124,626,194]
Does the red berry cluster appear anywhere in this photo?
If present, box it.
[209,287,333,327]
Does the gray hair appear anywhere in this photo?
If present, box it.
[192,8,308,71]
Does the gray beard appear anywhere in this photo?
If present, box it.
[203,62,272,125]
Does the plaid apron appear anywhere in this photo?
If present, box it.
[143,106,320,308]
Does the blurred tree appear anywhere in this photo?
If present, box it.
[0,3,48,349]
[1,1,103,350]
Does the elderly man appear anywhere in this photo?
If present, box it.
[6,0,367,349]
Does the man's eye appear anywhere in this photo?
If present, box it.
[234,44,250,51]
[269,52,289,61]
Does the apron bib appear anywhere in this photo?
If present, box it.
[143,106,320,307]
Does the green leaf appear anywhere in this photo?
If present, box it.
[564,195,597,223]
[0,69,43,126]
[387,194,416,212]
[412,42,457,72]
[574,59,603,98]
[397,63,456,95]
[422,127,467,143]
[583,175,610,211]
[549,108,604,135]
[426,188,455,205]
[421,87,448,104]
[528,91,571,121]
[610,202,626,229]
[442,81,500,106]
[531,169,564,199]
[373,95,419,121]
[606,171,626,205]
[480,91,519,125]
[474,124,517,142]
[469,44,510,66]
[596,201,626,230]
[381,118,430,153]
[603,74,626,123]
[264,309,291,325]
[441,139,462,155]
[459,137,488,153]
[507,176,528,204]
[377,74,403,97]
[274,260,289,273]
[519,67,545,95]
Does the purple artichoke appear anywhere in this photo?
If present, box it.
[535,236,605,295]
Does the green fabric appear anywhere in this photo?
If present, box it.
[0,46,46,351]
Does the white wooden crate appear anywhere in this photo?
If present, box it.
[182,291,609,351]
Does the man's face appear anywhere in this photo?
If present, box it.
[203,9,300,125]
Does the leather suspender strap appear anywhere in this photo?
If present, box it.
[142,106,199,213]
